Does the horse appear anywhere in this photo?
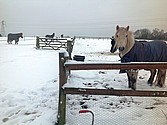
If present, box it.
[110,36,157,89]
[45,33,55,38]
[110,36,117,53]
[111,25,167,90]
[61,34,64,38]
[7,33,23,44]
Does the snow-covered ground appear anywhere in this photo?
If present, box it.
[0,37,58,125]
[0,37,167,125]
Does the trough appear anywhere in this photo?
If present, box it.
[73,55,85,61]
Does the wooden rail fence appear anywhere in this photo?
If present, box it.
[56,52,167,125]
[36,36,75,59]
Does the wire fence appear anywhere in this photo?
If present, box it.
[66,94,167,125]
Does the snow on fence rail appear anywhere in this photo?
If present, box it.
[56,52,167,125]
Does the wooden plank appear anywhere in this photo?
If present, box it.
[39,43,66,46]
[39,41,67,44]
[64,88,167,97]
[39,44,65,46]
[39,41,67,43]
[65,62,167,70]
[36,36,40,49]
[57,53,67,125]
[39,37,68,41]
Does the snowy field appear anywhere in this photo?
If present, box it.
[0,37,167,125]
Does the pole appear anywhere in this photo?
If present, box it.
[1,20,6,37]
[79,110,95,125]
[56,52,67,125]
[36,36,40,49]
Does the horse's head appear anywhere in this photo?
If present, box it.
[20,33,23,38]
[113,25,135,57]
[115,25,129,52]
[110,36,117,53]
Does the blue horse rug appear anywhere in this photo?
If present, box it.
[120,40,167,73]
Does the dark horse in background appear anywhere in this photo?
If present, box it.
[110,25,167,90]
[7,33,23,44]
[45,33,55,38]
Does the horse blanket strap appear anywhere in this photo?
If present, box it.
[120,40,167,73]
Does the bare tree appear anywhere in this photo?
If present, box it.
[135,28,167,40]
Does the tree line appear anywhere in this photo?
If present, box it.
[134,28,167,40]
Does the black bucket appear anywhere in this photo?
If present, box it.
[73,55,85,61]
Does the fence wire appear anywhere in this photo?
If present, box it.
[66,94,167,125]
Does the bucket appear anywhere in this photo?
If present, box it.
[73,55,85,61]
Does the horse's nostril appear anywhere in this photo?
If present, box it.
[119,47,125,51]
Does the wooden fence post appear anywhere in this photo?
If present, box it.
[67,40,72,60]
[67,37,75,60]
[56,52,67,125]
[36,36,40,49]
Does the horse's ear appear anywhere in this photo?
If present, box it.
[116,25,119,30]
[126,26,129,31]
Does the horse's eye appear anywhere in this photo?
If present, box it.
[126,35,128,37]
[116,35,118,37]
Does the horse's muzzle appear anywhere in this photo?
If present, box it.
[119,47,125,51]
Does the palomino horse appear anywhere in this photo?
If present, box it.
[111,25,167,90]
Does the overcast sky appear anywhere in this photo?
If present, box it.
[0,0,167,37]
